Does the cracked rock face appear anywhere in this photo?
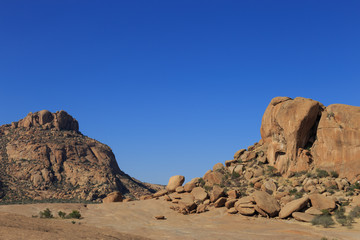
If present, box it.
[312,104,360,182]
[260,97,360,182]
[0,110,156,202]
[260,97,322,175]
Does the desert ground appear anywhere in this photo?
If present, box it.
[0,199,359,240]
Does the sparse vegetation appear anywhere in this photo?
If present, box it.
[58,211,66,218]
[39,208,53,218]
[198,178,205,187]
[67,210,81,219]
[316,169,329,178]
[330,171,339,178]
[334,206,352,228]
[311,210,335,228]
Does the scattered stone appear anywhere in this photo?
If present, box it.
[184,178,199,192]
[196,204,208,214]
[227,208,238,214]
[139,195,153,200]
[254,205,268,217]
[154,215,166,220]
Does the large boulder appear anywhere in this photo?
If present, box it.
[166,175,185,192]
[260,97,322,174]
[279,196,309,219]
[203,171,223,186]
[312,104,360,182]
[102,192,123,203]
[252,191,280,217]
[309,194,336,211]
[191,187,208,202]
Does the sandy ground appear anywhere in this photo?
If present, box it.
[0,199,359,240]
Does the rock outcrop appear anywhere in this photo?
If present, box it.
[260,97,360,182]
[312,104,360,181]
[0,110,158,203]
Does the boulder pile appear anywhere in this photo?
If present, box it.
[138,97,360,224]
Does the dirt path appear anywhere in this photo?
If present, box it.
[0,200,359,240]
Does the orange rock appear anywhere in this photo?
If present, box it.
[260,97,321,174]
[312,104,360,182]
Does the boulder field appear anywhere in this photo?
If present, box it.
[130,96,360,225]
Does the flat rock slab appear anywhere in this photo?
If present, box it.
[292,212,314,222]
[279,196,309,219]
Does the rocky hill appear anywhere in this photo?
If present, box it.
[139,96,360,227]
[0,110,157,203]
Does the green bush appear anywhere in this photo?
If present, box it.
[231,171,240,179]
[311,210,334,228]
[58,211,66,219]
[334,206,352,227]
[316,169,329,178]
[39,208,53,218]
[330,171,339,178]
[198,178,205,187]
[67,210,81,219]
[349,206,360,219]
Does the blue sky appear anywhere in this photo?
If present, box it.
[0,1,359,184]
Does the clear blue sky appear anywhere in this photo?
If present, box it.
[0,1,359,184]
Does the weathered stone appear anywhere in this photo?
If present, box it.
[184,178,199,192]
[196,204,208,214]
[225,199,237,209]
[203,171,223,186]
[238,207,255,216]
[227,189,238,199]
[227,208,238,214]
[312,104,360,182]
[292,212,314,222]
[279,196,309,219]
[213,162,225,172]
[261,179,277,195]
[166,175,185,192]
[191,187,208,202]
[154,215,166,220]
[210,185,225,202]
[260,97,321,175]
[102,192,123,203]
[252,191,281,217]
[234,149,246,160]
[351,195,360,207]
[153,189,168,198]
[175,186,185,193]
[309,194,336,211]
[214,197,227,208]
[305,207,322,215]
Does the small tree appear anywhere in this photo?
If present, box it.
[39,208,53,218]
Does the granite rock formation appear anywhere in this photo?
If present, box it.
[0,110,157,202]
